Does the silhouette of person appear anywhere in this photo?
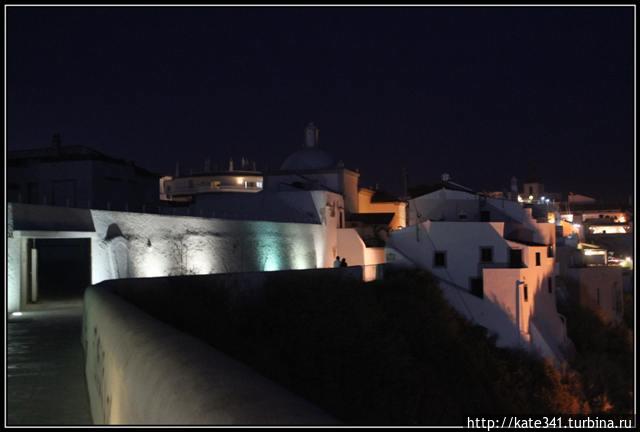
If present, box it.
[340,257,347,267]
[333,256,341,268]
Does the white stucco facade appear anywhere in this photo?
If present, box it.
[386,217,569,364]
[6,201,345,313]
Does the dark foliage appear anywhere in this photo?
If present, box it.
[557,285,633,414]
[114,269,586,424]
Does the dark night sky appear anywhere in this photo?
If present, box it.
[7,6,635,201]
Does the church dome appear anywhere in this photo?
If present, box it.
[280,122,336,171]
[280,147,336,171]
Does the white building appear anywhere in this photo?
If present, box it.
[7,123,408,313]
[387,177,571,365]
[161,123,406,280]
[159,158,264,203]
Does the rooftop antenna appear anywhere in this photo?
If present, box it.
[204,158,211,172]
[229,157,234,171]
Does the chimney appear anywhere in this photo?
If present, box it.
[229,158,234,171]
[510,176,518,200]
[304,122,319,148]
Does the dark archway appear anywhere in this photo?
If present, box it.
[35,238,91,303]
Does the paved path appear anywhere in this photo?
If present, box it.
[7,305,92,425]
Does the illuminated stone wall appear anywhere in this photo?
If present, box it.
[89,209,331,284]
[6,203,337,312]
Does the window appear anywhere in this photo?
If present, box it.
[535,252,541,266]
[470,278,483,298]
[434,251,447,268]
[548,277,553,294]
[547,245,554,258]
[523,284,529,302]
[509,249,523,268]
[480,247,493,263]
[458,213,467,220]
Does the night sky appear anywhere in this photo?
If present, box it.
[7,6,635,201]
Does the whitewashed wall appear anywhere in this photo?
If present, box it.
[83,285,336,425]
[7,237,21,313]
[386,222,568,364]
[7,203,344,312]
[386,221,509,289]
[89,209,332,284]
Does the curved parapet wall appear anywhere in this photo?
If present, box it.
[82,285,337,425]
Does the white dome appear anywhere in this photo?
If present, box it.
[280,148,336,171]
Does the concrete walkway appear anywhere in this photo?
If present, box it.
[7,305,92,425]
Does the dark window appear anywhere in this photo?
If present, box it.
[458,213,467,220]
[480,247,493,263]
[434,251,446,268]
[523,284,529,302]
[548,277,553,294]
[509,249,523,268]
[547,245,554,258]
[535,252,541,266]
[480,211,490,222]
[470,278,483,298]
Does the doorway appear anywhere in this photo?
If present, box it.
[31,238,91,306]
